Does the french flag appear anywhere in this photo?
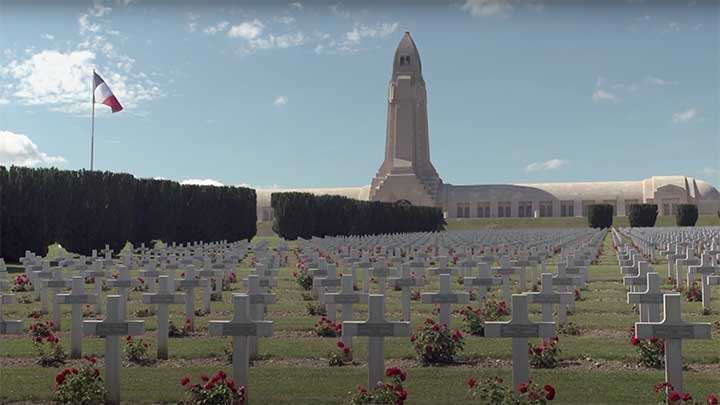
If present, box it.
[93,71,123,113]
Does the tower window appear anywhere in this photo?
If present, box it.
[399,55,411,65]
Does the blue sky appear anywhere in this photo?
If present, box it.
[0,0,718,188]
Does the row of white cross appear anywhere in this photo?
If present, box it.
[0,227,660,404]
[613,228,714,395]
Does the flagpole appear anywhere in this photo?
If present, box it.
[90,70,95,171]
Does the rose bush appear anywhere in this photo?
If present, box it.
[411,317,464,365]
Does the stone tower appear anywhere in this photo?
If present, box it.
[370,32,443,207]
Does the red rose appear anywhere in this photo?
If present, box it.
[682,393,692,402]
[94,368,100,377]
[200,374,209,382]
[215,370,226,380]
[467,378,477,388]
[425,345,433,353]
[336,341,345,349]
[126,336,132,342]
[668,391,681,402]
[204,382,215,390]
[519,383,529,393]
[410,335,416,342]
[707,393,719,405]
[343,347,351,354]
[631,336,640,346]
[55,373,66,386]
[544,384,556,400]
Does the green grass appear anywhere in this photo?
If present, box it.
[1,233,719,403]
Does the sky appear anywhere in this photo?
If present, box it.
[0,0,718,189]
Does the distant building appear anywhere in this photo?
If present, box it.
[256,33,720,220]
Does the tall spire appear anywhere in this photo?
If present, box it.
[392,32,422,79]
[370,32,442,207]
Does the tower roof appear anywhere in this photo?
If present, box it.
[392,32,422,77]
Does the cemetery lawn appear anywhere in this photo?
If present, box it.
[2,235,719,404]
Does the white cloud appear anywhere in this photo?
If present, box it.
[4,50,96,108]
[289,2,303,10]
[346,23,399,43]
[317,22,399,54]
[0,98,9,105]
[185,12,199,33]
[592,89,618,103]
[274,96,288,106]
[273,16,295,25]
[672,108,696,123]
[461,0,512,16]
[0,5,162,114]
[203,21,229,35]
[525,159,567,172]
[228,19,264,40]
[0,130,66,167]
[43,34,55,40]
[227,19,305,53]
[644,76,675,86]
[180,178,224,187]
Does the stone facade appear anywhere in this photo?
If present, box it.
[255,32,720,220]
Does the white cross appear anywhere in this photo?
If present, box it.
[84,295,144,405]
[627,272,663,322]
[421,273,469,327]
[29,264,51,312]
[526,273,573,325]
[209,294,273,394]
[623,262,652,293]
[142,276,185,359]
[485,294,555,390]
[354,259,372,294]
[313,264,341,321]
[688,254,719,309]
[342,294,410,388]
[0,292,23,335]
[370,261,392,295]
[106,265,139,320]
[197,266,222,313]
[706,275,720,310]
[552,263,581,313]
[325,274,369,349]
[511,257,532,291]
[246,274,276,358]
[83,262,107,315]
[428,256,453,276]
[208,294,273,390]
[675,248,699,289]
[492,259,518,305]
[463,262,501,301]
[635,294,712,394]
[56,276,97,358]
[43,268,70,330]
[175,265,208,331]
[389,264,424,322]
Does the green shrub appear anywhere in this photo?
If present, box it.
[270,192,446,239]
[675,204,698,227]
[0,166,256,261]
[587,204,614,228]
[627,204,658,227]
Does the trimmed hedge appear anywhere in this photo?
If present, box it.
[587,204,614,229]
[271,192,445,240]
[627,204,658,227]
[675,204,698,227]
[0,166,256,261]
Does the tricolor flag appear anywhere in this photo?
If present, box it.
[93,71,123,113]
